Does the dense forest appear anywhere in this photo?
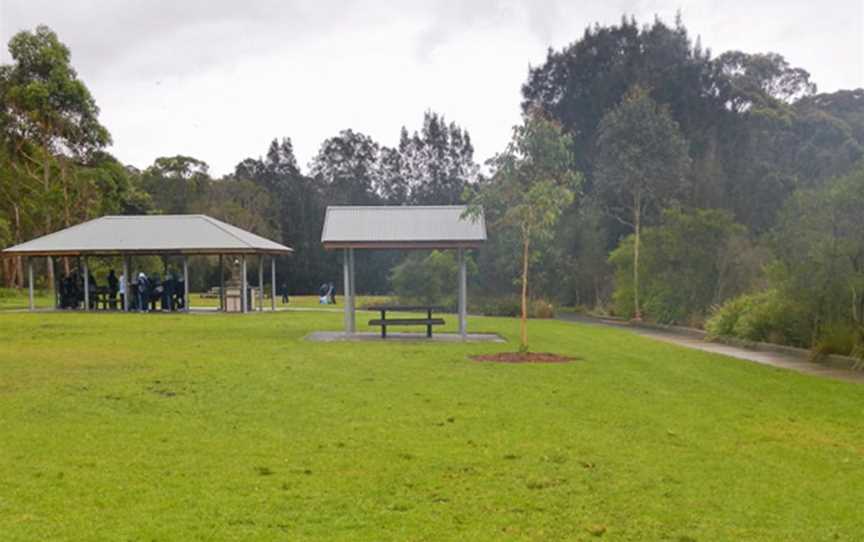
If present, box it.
[2,17,863,356]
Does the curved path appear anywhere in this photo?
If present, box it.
[557,313,864,384]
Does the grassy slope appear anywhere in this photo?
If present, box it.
[0,311,862,541]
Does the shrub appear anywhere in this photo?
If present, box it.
[812,322,859,358]
[391,251,457,307]
[706,289,809,347]
[473,296,556,318]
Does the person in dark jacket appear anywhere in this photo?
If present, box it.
[107,269,119,309]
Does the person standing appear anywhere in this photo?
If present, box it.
[118,271,126,311]
[281,282,289,304]
[87,271,97,310]
[107,269,119,310]
[137,272,149,313]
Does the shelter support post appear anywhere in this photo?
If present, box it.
[46,256,54,308]
[82,257,90,312]
[241,255,248,313]
[343,248,355,334]
[270,257,276,311]
[219,255,225,311]
[349,248,356,332]
[458,248,467,337]
[27,257,34,311]
[122,256,130,312]
[258,255,264,312]
[183,256,190,312]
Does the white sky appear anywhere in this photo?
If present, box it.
[1,0,862,176]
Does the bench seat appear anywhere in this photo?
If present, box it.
[368,318,445,338]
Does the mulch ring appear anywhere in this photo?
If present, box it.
[470,352,576,364]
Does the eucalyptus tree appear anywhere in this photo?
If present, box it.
[594,86,690,320]
[466,112,581,351]
[0,25,110,231]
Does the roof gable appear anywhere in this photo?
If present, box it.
[2,215,293,255]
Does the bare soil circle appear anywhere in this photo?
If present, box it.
[470,352,576,363]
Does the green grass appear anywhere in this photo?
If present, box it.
[1,310,862,541]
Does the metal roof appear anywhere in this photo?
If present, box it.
[1,215,293,256]
[321,205,486,249]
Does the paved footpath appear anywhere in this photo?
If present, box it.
[557,313,864,384]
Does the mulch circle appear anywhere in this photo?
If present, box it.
[470,352,576,363]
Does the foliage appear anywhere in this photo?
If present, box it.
[705,289,810,346]
[473,296,556,318]
[390,250,460,306]
[595,86,691,319]
[609,207,761,324]
[466,112,581,350]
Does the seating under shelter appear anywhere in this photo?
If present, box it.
[320,205,486,338]
[2,214,293,313]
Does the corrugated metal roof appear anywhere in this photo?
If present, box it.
[321,205,486,248]
[2,215,293,255]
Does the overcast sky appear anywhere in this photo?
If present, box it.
[1,0,862,176]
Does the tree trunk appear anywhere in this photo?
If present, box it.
[44,156,55,290]
[633,198,642,321]
[520,232,530,352]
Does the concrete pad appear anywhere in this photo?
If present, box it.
[305,331,505,343]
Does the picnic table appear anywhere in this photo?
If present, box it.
[367,305,446,338]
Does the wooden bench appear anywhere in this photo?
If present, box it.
[368,305,445,338]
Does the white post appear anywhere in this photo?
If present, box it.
[270,257,276,311]
[82,257,90,312]
[349,248,356,333]
[219,255,225,311]
[241,255,248,313]
[183,255,190,312]
[343,249,352,334]
[458,248,467,337]
[258,255,264,312]
[27,257,34,311]
[122,256,130,312]
[46,256,54,307]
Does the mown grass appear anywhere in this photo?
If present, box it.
[0,309,862,540]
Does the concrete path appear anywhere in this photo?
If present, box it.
[557,313,864,384]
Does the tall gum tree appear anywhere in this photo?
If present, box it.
[0,25,110,281]
[594,86,690,320]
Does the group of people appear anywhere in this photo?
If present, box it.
[57,268,185,312]
[58,269,98,310]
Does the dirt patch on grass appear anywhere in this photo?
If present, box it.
[470,352,575,363]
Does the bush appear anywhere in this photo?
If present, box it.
[705,289,809,347]
[473,296,556,318]
[391,251,457,307]
[812,322,861,358]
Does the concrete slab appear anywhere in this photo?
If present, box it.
[305,331,505,343]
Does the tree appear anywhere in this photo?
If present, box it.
[466,112,581,350]
[139,155,211,214]
[594,86,690,320]
[608,207,759,324]
[399,111,478,204]
[0,24,111,284]
[310,129,381,205]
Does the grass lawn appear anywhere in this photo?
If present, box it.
[1,309,862,541]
